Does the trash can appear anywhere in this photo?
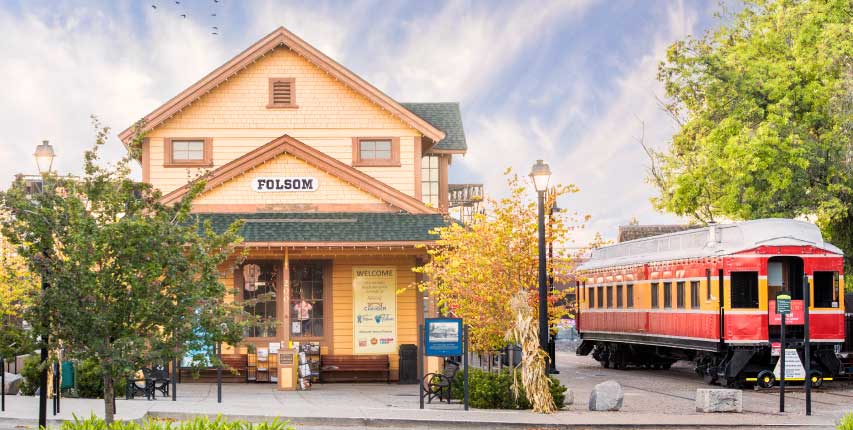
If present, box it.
[61,361,75,390]
[501,345,522,367]
[398,344,418,384]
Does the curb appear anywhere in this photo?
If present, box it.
[146,411,837,429]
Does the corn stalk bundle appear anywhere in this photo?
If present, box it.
[506,290,557,413]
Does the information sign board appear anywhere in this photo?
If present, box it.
[776,294,792,315]
[424,318,463,356]
[773,349,806,380]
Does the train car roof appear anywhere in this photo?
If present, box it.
[579,218,843,271]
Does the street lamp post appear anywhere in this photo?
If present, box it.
[34,140,55,430]
[547,198,561,374]
[529,160,552,359]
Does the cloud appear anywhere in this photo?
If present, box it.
[0,3,228,181]
[455,1,701,245]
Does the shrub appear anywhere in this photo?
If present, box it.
[19,355,43,396]
[838,413,853,430]
[60,414,294,430]
[449,367,567,409]
[73,359,127,399]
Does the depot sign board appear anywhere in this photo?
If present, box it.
[253,177,318,192]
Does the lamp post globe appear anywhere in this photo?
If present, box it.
[529,160,552,361]
[34,140,56,175]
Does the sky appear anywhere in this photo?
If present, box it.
[0,0,730,244]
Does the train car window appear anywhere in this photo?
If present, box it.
[597,286,604,309]
[706,269,712,300]
[651,282,659,308]
[690,281,700,309]
[588,285,594,308]
[731,271,759,308]
[676,281,685,309]
[627,284,634,308]
[813,271,839,308]
[664,282,672,308]
[606,286,613,308]
[616,285,624,308]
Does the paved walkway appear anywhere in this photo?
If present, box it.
[0,381,842,429]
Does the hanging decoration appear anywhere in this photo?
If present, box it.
[243,263,261,292]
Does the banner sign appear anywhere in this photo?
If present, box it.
[769,299,804,324]
[253,177,318,192]
[425,318,463,357]
[353,267,397,354]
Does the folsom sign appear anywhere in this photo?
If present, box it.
[253,177,318,192]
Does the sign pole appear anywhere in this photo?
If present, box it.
[1,357,5,412]
[802,274,811,416]
[779,312,785,412]
[463,325,469,411]
[419,324,424,410]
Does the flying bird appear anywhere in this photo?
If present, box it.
[151,4,157,8]
[212,26,218,30]
[180,13,186,18]
[212,32,218,35]
[211,13,216,16]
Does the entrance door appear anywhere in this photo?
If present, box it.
[289,261,329,341]
[767,256,804,342]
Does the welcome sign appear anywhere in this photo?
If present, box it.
[252,177,318,192]
[353,267,397,354]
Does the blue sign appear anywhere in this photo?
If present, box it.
[424,318,463,356]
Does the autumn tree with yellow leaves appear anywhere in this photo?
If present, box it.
[415,171,587,352]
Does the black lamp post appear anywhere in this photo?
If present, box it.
[547,197,562,374]
[529,160,552,358]
[34,140,55,430]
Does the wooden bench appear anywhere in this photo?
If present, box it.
[320,354,390,383]
[178,354,248,383]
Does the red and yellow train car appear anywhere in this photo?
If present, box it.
[576,219,846,386]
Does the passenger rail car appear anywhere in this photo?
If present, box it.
[576,219,846,387]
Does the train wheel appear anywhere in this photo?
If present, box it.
[809,371,823,388]
[703,368,718,385]
[756,370,775,389]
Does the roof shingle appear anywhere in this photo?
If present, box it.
[194,212,449,243]
[402,102,467,152]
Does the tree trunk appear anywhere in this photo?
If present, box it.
[103,372,115,423]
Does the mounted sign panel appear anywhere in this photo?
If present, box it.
[424,318,463,357]
[253,177,318,192]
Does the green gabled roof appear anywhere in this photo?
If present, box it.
[194,212,449,243]
[402,102,467,152]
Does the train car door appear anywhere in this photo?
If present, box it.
[767,256,804,343]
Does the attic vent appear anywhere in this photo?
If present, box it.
[268,78,297,108]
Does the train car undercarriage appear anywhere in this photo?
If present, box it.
[578,339,843,388]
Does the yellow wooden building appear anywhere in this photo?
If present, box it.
[120,27,467,383]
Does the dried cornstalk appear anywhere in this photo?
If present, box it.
[506,290,557,413]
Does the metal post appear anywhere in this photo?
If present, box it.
[1,357,5,412]
[39,273,49,429]
[52,361,59,415]
[418,324,424,410]
[802,274,811,416]
[463,325,469,411]
[537,190,548,355]
[216,343,222,404]
[779,312,785,412]
[171,356,177,401]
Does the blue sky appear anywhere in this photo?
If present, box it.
[0,0,729,244]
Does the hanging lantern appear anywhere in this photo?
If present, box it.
[243,264,261,292]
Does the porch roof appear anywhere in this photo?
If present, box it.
[193,212,450,244]
[401,102,467,153]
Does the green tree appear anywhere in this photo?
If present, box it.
[414,171,587,351]
[649,0,853,273]
[0,231,38,360]
[0,120,254,422]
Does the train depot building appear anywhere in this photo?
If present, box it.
[120,27,467,385]
[576,219,846,386]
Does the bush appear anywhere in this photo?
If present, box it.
[19,354,43,396]
[73,359,127,399]
[450,367,567,409]
[838,413,853,430]
[60,414,294,430]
